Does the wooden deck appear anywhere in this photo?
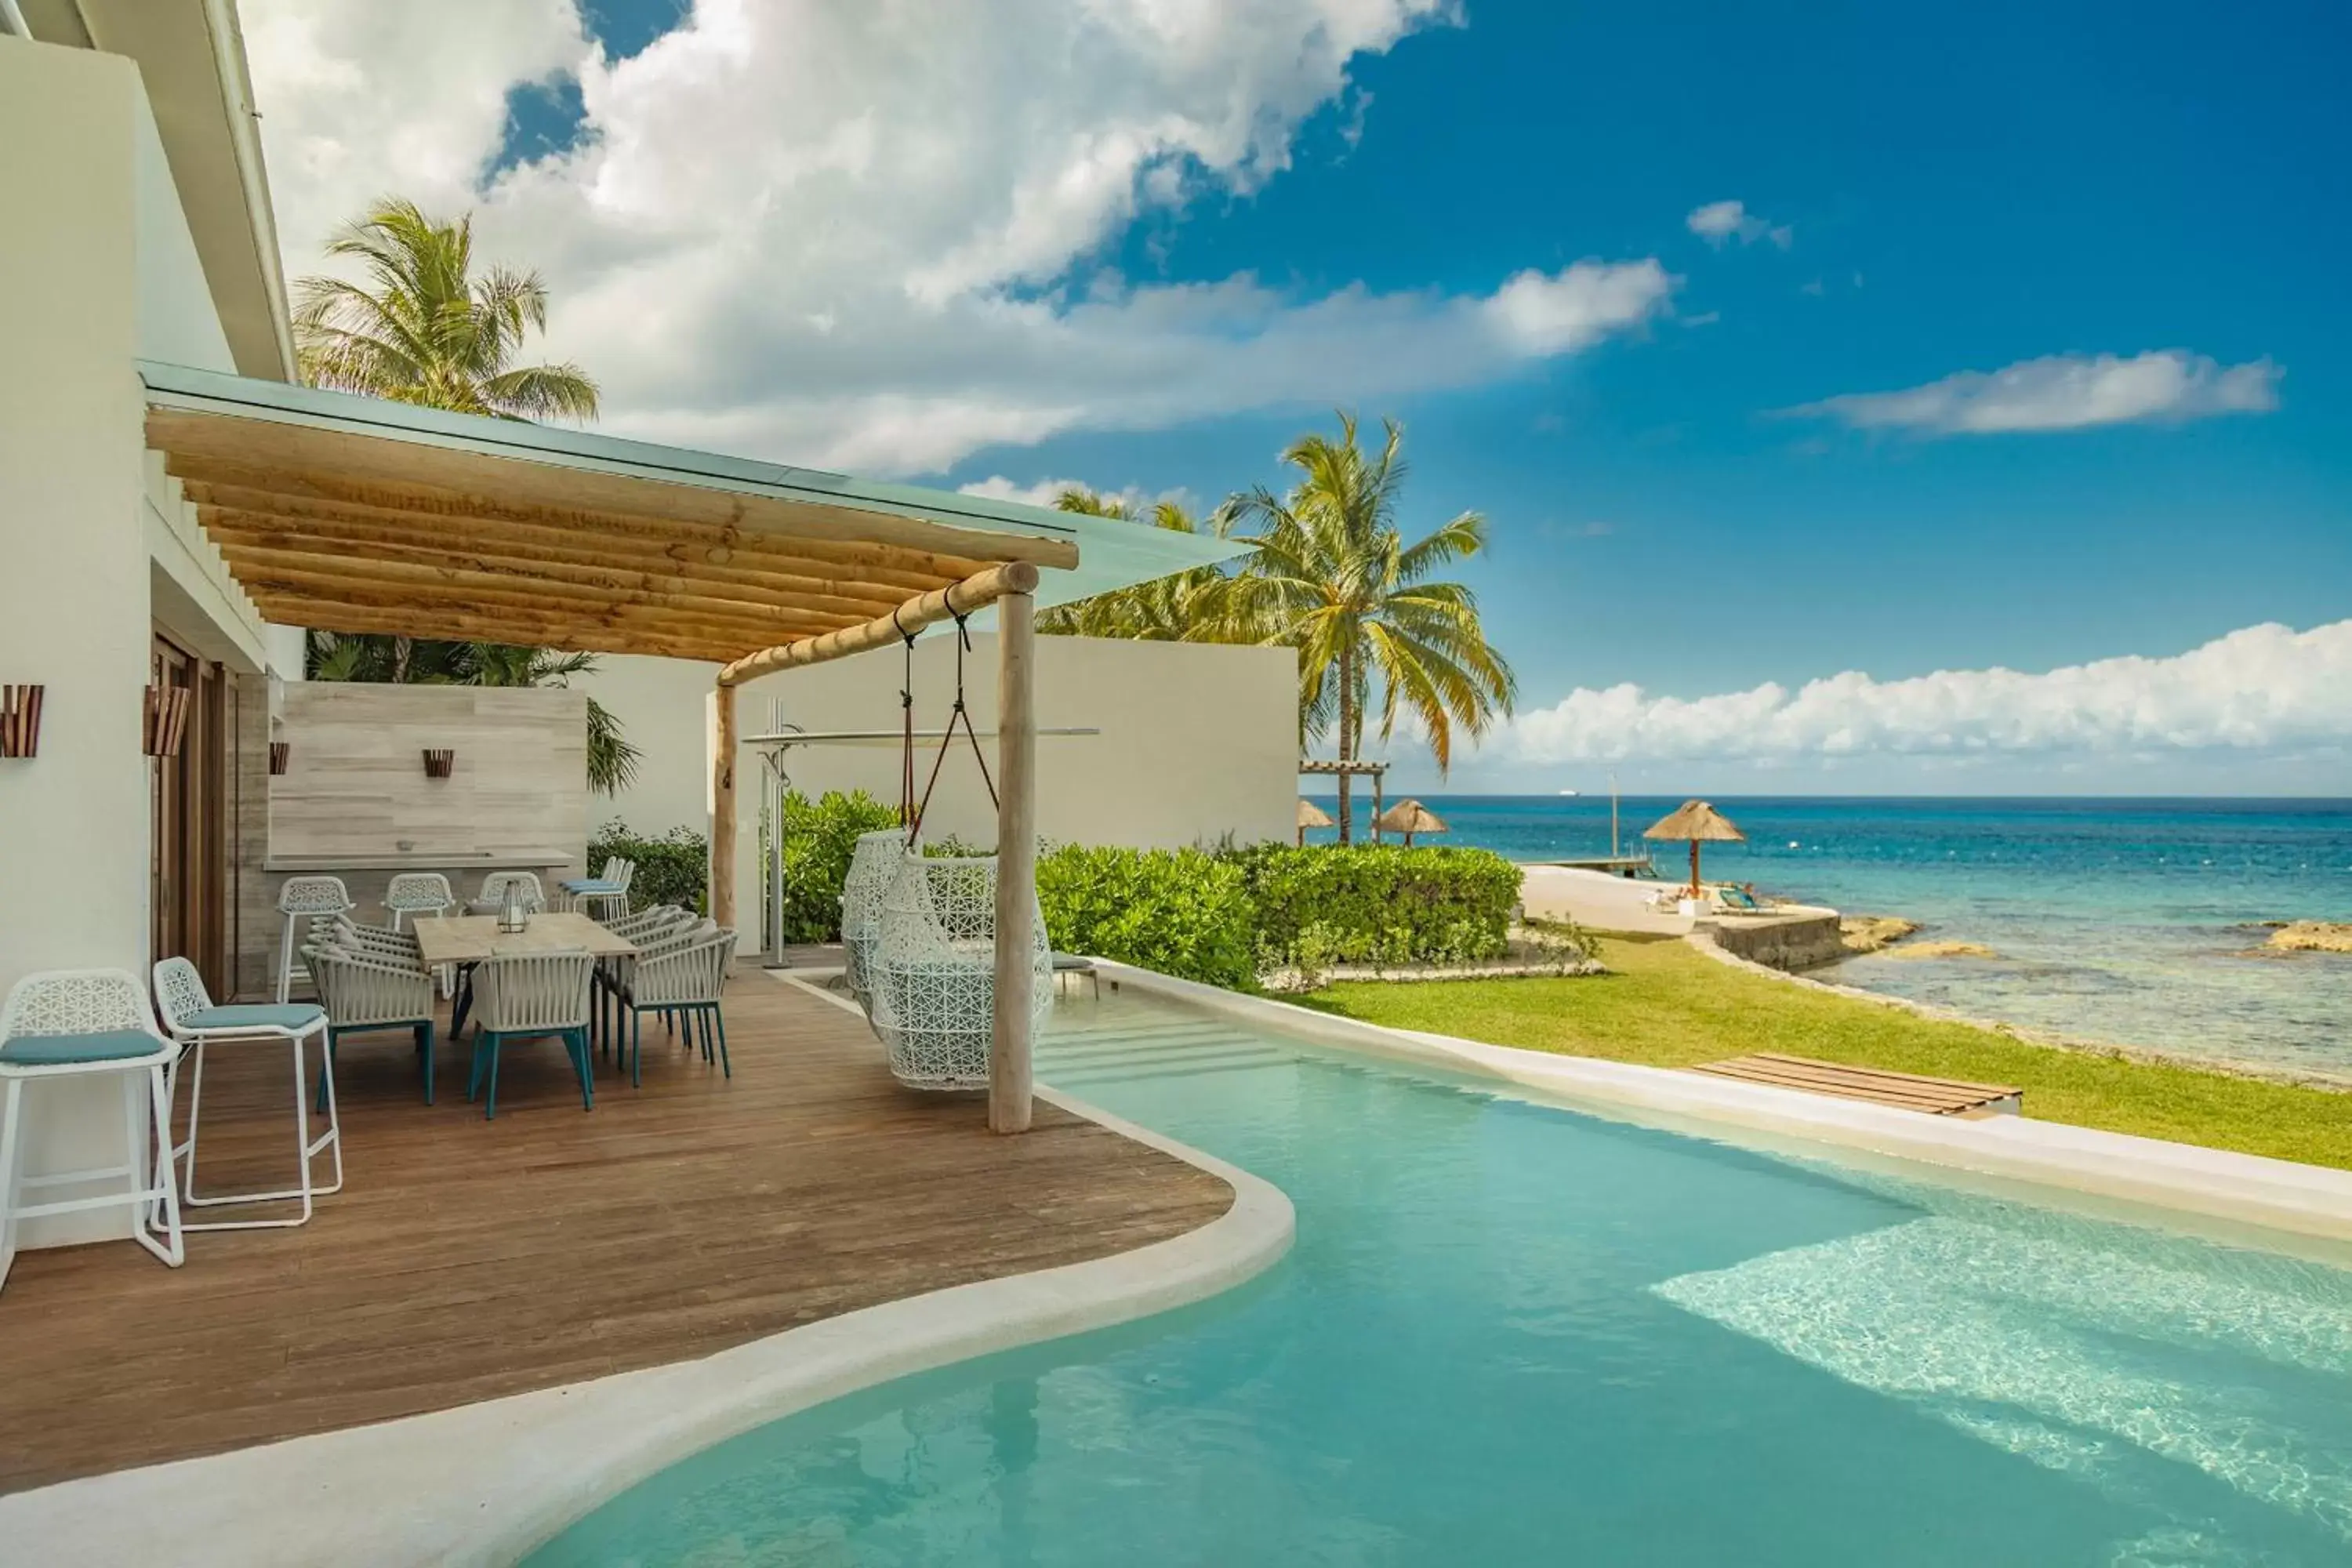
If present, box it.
[1689,1052,2024,1116]
[0,971,1232,1496]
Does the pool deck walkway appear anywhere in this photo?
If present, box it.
[0,969,1232,1497]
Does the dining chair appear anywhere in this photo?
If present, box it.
[153,956,339,1230]
[615,927,739,1086]
[307,941,439,1105]
[593,911,704,1062]
[275,876,354,1004]
[0,970,183,1293]
[466,951,596,1120]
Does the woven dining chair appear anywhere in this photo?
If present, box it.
[615,927,739,1086]
[466,950,596,1120]
[307,942,439,1106]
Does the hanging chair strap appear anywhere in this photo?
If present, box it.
[893,606,917,828]
[909,597,997,839]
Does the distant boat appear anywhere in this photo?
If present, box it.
[1557,789,1579,797]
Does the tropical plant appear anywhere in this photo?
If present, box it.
[293,198,632,790]
[292,198,599,420]
[1036,489,1254,641]
[587,821,708,913]
[1232,413,1516,840]
[305,632,641,795]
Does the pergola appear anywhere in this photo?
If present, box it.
[141,362,1243,1132]
[1298,757,1389,843]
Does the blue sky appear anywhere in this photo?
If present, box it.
[249,0,2352,793]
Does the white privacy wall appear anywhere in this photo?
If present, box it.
[0,44,229,1243]
[575,635,1298,946]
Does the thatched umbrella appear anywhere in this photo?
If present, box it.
[1296,797,1334,847]
[1375,798,1449,848]
[1643,800,1744,895]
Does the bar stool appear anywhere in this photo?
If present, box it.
[384,872,456,930]
[0,970,184,1294]
[276,876,354,1004]
[152,957,340,1231]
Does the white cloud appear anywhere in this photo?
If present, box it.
[957,476,1095,509]
[1790,350,2281,436]
[243,0,1666,476]
[1686,198,1791,249]
[1499,621,2352,765]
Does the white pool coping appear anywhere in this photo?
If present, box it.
[0,974,1294,1568]
[1094,960,2352,1250]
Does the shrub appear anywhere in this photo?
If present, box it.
[588,821,709,913]
[774,789,902,942]
[1223,843,1519,970]
[1036,844,1258,991]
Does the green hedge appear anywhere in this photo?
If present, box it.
[775,789,902,942]
[1221,843,1519,970]
[1036,845,1258,991]
[587,821,709,913]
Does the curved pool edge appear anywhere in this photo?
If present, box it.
[1094,960,2352,1250]
[0,972,1295,1568]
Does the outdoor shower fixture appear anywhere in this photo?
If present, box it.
[0,684,42,758]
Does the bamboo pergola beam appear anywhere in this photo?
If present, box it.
[203,514,920,615]
[185,485,969,597]
[715,562,1041,688]
[150,419,1083,571]
[246,597,757,664]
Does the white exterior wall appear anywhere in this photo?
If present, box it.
[0,43,174,1243]
[574,636,1298,949]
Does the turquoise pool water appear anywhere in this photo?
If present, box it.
[529,993,2352,1566]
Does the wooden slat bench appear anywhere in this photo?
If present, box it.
[1688,1052,2024,1117]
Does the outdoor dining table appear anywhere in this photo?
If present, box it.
[410,912,639,967]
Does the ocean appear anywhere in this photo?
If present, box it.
[1303,796,2352,1082]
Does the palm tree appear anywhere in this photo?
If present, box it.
[293,199,633,793]
[293,198,599,419]
[1233,414,1515,841]
[306,633,642,795]
[1036,490,1251,641]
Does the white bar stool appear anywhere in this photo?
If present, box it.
[277,876,354,1004]
[0,969,184,1294]
[153,957,340,1231]
[384,872,456,930]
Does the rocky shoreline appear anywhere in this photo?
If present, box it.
[2267,921,2352,955]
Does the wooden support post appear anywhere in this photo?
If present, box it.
[710,681,738,932]
[989,588,1036,1134]
[1372,771,1385,845]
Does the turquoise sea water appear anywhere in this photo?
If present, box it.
[532,995,2352,1566]
[1316,796,2352,1080]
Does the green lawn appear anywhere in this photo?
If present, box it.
[1300,932,2352,1172]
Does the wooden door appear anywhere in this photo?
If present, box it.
[151,637,230,993]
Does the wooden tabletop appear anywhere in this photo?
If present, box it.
[411,913,638,967]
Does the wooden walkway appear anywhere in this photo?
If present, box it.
[1689,1052,2024,1116]
[0,971,1231,1495]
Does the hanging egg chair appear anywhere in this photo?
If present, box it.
[840,827,909,1013]
[868,849,1052,1091]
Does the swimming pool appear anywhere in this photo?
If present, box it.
[529,988,2352,1566]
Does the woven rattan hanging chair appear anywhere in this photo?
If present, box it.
[867,849,1052,1091]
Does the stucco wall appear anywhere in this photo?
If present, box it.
[0,43,174,1244]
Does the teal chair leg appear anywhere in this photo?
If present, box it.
[713,1006,730,1079]
[630,1009,643,1089]
[569,1028,594,1110]
[315,1031,338,1114]
[485,1033,503,1120]
[419,1020,437,1106]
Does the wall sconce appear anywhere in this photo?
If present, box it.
[0,684,42,759]
[268,741,291,776]
[422,748,456,779]
[143,684,191,758]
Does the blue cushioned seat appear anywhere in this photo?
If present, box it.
[0,1029,168,1066]
[183,1004,326,1033]
[561,879,622,895]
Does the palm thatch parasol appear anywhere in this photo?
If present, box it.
[1642,800,1744,895]
[1297,797,1334,846]
[1375,798,1449,848]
